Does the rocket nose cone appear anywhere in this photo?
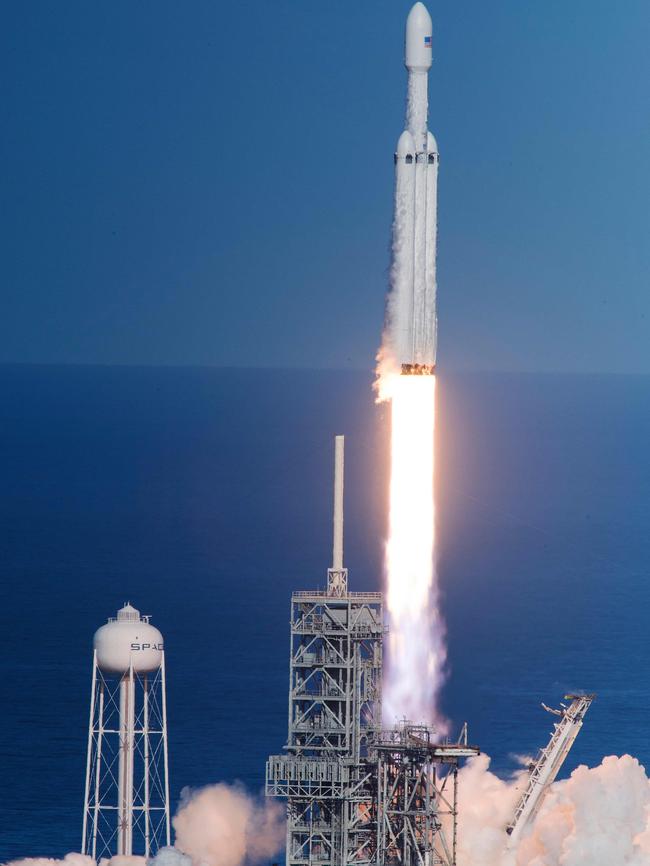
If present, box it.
[408,1,430,18]
[405,2,433,71]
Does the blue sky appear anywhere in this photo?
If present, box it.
[2,0,648,372]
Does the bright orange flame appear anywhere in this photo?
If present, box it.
[383,374,446,727]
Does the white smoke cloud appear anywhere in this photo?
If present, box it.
[3,857,148,866]
[172,783,285,866]
[374,347,400,403]
[3,856,96,866]
[518,755,650,866]
[98,858,147,866]
[10,757,650,866]
[454,754,526,866]
[148,848,191,866]
[455,753,650,866]
[4,784,283,866]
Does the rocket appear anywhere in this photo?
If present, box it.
[389,2,438,376]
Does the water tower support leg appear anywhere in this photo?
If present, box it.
[82,651,97,854]
[161,653,171,846]
[144,673,150,857]
[92,681,105,861]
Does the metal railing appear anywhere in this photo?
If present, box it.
[292,590,382,600]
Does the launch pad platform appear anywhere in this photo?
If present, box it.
[265,582,479,866]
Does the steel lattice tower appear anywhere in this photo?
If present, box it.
[266,437,479,866]
[374,723,478,866]
[267,437,384,866]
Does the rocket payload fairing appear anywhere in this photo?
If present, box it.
[389,2,438,376]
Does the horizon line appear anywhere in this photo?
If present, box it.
[1,361,649,378]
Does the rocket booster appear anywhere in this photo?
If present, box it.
[390,3,438,376]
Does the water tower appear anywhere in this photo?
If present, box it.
[82,603,171,860]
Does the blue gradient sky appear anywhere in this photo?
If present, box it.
[2,1,648,372]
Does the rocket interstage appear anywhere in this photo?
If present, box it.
[389,1,438,377]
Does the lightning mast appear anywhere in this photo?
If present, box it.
[506,694,595,846]
[327,434,348,597]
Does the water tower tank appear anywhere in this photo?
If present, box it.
[94,603,163,674]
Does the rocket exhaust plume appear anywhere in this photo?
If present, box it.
[378,2,445,727]
[383,375,445,725]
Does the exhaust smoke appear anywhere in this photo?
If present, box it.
[5,785,284,866]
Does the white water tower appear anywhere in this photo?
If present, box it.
[82,603,171,860]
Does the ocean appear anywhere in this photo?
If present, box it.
[1,365,649,859]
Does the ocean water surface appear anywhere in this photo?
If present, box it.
[1,365,649,859]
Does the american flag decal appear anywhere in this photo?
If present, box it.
[424,35,431,46]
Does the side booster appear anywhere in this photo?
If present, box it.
[392,3,438,376]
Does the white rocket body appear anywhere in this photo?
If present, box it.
[390,2,438,375]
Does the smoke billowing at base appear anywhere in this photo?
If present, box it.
[10,755,650,866]
[455,753,650,866]
[5,784,284,866]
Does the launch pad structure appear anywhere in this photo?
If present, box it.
[266,437,479,866]
[506,694,595,847]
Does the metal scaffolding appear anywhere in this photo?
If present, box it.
[267,587,384,866]
[374,724,478,866]
[266,437,480,866]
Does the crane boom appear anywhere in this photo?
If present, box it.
[506,694,595,846]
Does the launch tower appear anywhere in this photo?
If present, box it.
[266,436,384,865]
[82,603,171,860]
[266,438,479,866]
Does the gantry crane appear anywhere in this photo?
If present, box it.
[506,694,595,846]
